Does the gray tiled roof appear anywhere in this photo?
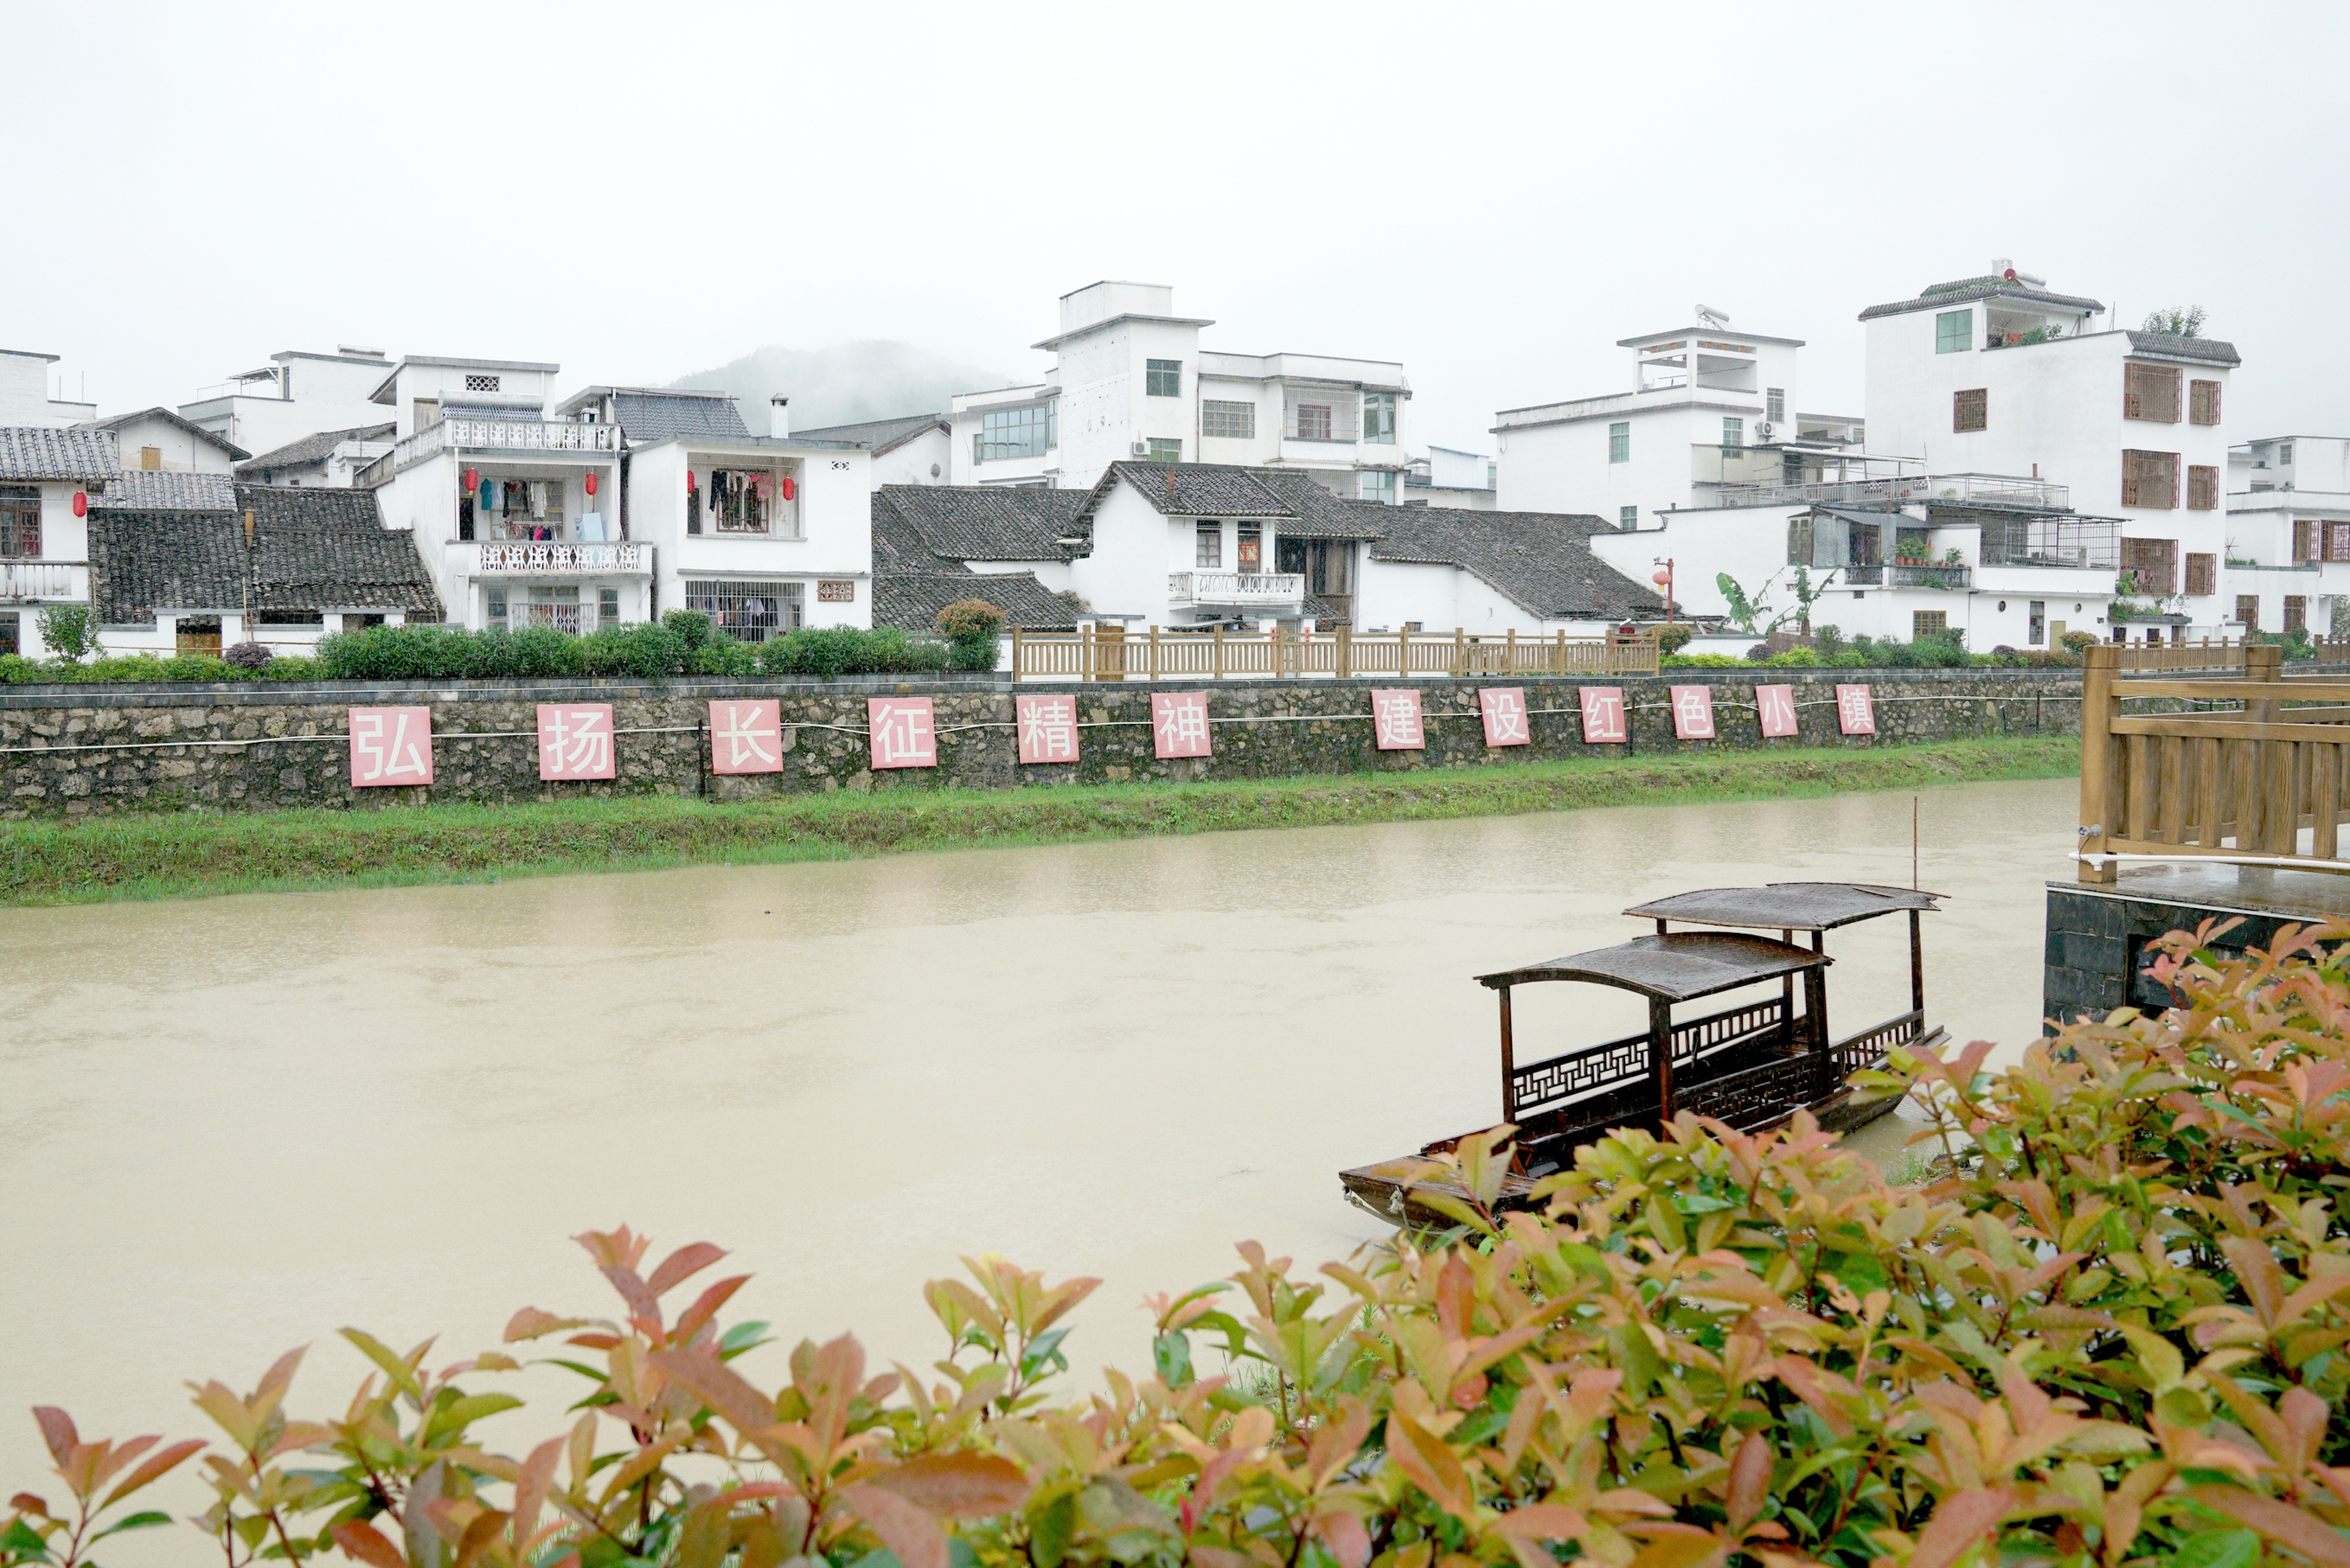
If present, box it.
[1249,470,1394,540]
[874,570,1082,632]
[86,406,250,461]
[870,488,1085,630]
[1089,461,1294,518]
[89,470,237,511]
[1366,506,1665,621]
[2125,330,2242,367]
[875,483,1085,562]
[1858,275,2105,321]
[793,413,948,455]
[236,422,396,474]
[0,426,117,482]
[87,484,441,624]
[612,391,751,444]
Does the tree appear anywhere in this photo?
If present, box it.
[1716,566,1837,637]
[32,605,101,663]
[2142,304,2206,337]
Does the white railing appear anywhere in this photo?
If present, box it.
[0,562,84,599]
[474,542,647,574]
[1168,571,1306,606]
[360,418,624,488]
[504,603,586,633]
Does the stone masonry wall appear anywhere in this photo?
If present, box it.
[0,667,2083,819]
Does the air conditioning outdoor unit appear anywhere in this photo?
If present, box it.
[1756,421,1776,440]
[1130,441,1150,456]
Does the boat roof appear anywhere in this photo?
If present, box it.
[1477,931,1828,1002]
[1622,881,1943,932]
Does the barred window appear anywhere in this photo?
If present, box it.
[2298,521,2321,562]
[2287,596,2308,633]
[1293,404,1333,440]
[2121,450,2179,509]
[1145,360,1181,397]
[1953,387,1988,432]
[0,487,38,558]
[2329,523,2350,562]
[2119,537,2178,595]
[2190,379,2222,426]
[1935,310,1971,353]
[2187,465,2218,510]
[2238,595,2260,630]
[1201,400,1254,439]
[683,579,803,643]
[464,374,501,394]
[977,403,1053,461]
[2185,553,2216,597]
[1195,523,1221,567]
[2123,362,2180,422]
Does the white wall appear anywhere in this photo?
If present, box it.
[634,439,875,630]
[1067,485,1175,623]
[871,426,951,488]
[106,413,236,473]
[0,353,61,426]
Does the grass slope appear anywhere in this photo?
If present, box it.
[0,737,2077,907]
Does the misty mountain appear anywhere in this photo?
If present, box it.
[664,342,1009,432]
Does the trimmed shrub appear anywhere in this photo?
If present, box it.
[1654,621,1694,655]
[2059,629,2100,654]
[938,598,1006,672]
[758,626,951,678]
[221,642,273,669]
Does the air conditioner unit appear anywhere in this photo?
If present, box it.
[1756,421,1776,440]
[1130,441,1150,457]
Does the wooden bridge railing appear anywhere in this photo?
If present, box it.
[1009,624,1661,682]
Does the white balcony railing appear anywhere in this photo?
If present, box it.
[1168,570,1306,606]
[474,542,648,575]
[0,561,85,599]
[504,603,586,633]
[360,418,624,487]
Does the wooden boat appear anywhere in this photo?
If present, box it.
[1340,881,1945,1227]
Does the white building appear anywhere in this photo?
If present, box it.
[0,349,99,426]
[794,413,951,488]
[950,282,1412,502]
[179,347,400,458]
[1859,265,2239,640]
[0,426,113,656]
[84,407,247,474]
[235,423,399,488]
[2225,435,2350,635]
[1405,445,1496,509]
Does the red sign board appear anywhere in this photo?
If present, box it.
[709,700,784,775]
[1835,683,1876,736]
[1668,684,1715,740]
[1478,687,1531,747]
[1370,688,1425,750]
[1015,694,1079,765]
[1151,691,1213,758]
[349,706,433,787]
[1575,686,1626,744]
[1755,683,1799,738]
[868,697,938,768]
[538,704,617,780]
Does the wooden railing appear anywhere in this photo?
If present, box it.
[1009,625,1661,682]
[2114,637,2252,673]
[1830,1008,1923,1077]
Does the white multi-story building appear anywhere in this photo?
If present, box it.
[0,426,113,656]
[1405,445,1496,509]
[179,347,401,458]
[950,282,1412,502]
[0,349,98,427]
[2225,435,2350,635]
[1860,265,2239,640]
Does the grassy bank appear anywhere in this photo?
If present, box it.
[0,736,2078,906]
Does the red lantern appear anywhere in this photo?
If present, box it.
[686,470,697,493]
[463,468,478,491]
[583,471,599,497]
[72,491,86,518]
[779,475,797,502]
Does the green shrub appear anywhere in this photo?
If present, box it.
[33,604,102,662]
[0,655,38,684]
[1659,651,1745,667]
[938,598,1006,671]
[758,626,951,677]
[2059,628,2100,654]
[265,656,323,682]
[1654,621,1694,655]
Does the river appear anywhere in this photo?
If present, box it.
[0,776,2072,1533]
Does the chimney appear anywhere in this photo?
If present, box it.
[770,396,790,439]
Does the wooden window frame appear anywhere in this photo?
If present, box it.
[0,490,39,559]
[2189,378,2222,426]
[2237,594,2260,630]
[2120,537,2179,596]
[1912,610,1949,641]
[2185,552,2216,597]
[2297,521,2321,563]
[2187,464,2218,510]
[1953,387,1988,432]
[2123,362,2182,422]
[2286,596,2308,634]
[2121,449,2180,509]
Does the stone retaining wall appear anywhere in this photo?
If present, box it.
[0,667,2084,818]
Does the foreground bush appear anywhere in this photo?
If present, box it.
[8,922,2348,1568]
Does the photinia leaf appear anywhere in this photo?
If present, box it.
[89,1512,172,1541]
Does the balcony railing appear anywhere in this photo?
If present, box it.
[503,603,586,633]
[1168,571,1306,606]
[1977,514,2120,569]
[358,418,623,487]
[1889,564,1970,590]
[474,542,648,575]
[0,561,84,599]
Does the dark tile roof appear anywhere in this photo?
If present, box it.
[612,391,750,443]
[0,426,116,483]
[874,569,1082,632]
[236,422,396,474]
[86,485,441,624]
[2125,330,2242,367]
[874,483,1085,562]
[89,470,238,511]
[1249,470,1394,540]
[793,413,949,455]
[1367,506,1665,621]
[1858,275,2104,321]
[1087,461,1295,518]
[86,406,250,460]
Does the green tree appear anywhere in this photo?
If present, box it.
[33,605,102,662]
[2142,304,2206,337]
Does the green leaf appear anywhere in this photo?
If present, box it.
[340,1328,424,1403]
[1,1520,52,1561]
[719,1320,772,1355]
[541,1359,612,1383]
[1151,1331,1194,1389]
[1825,1251,1888,1294]
[1028,1487,1079,1568]
[91,1512,174,1541]
[1671,1191,1735,1215]
[2172,1529,2261,1568]
[1557,1244,1613,1287]
[422,1392,523,1443]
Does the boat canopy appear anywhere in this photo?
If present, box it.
[1622,881,1943,932]
[1476,931,1828,1002]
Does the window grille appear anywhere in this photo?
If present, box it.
[706,469,778,534]
[1953,388,1988,432]
[978,405,1053,460]
[464,374,501,394]
[1146,360,1181,398]
[2238,595,2261,630]
[2329,524,2350,562]
[486,588,507,626]
[1912,611,1948,640]
[0,487,38,558]
[2187,465,2218,510]
[0,612,16,656]
[1201,400,1255,439]
[2297,521,2321,562]
[1608,421,1630,463]
[1935,310,1971,353]
[683,579,802,643]
[2186,553,2216,597]
[2027,600,2046,645]
[2119,537,2178,595]
[1361,393,1397,444]
[1293,404,1334,440]
[599,587,619,628]
[2121,450,2179,509]
[2287,595,2308,633]
[2123,363,2180,421]
[1195,523,1221,567]
[2189,379,2222,426]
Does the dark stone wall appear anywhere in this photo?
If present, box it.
[2043,883,2290,1032]
[0,666,2081,819]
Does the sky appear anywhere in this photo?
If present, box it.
[6,0,2344,455]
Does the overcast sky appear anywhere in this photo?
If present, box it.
[9,1,2341,453]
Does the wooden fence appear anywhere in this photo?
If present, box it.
[1009,625,1661,682]
[2078,642,2350,880]
[2113,634,2350,672]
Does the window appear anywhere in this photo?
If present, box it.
[2121,450,2180,509]
[2028,600,2046,646]
[1146,359,1181,398]
[1294,404,1333,440]
[2238,595,2260,630]
[1362,392,1397,444]
[0,487,37,557]
[1913,611,1948,640]
[138,445,162,470]
[599,587,619,629]
[1620,505,1638,530]
[2123,362,2181,422]
[2190,379,2221,426]
[1721,417,1743,450]
[2120,537,2178,595]
[1786,513,1812,566]
[2185,465,2217,510]
[1935,309,1972,353]
[1607,421,1630,463]
[683,579,802,643]
[1953,387,1988,432]
[2287,597,2308,632]
[0,611,15,656]
[2297,521,2320,562]
[703,469,781,534]
[1145,438,1181,464]
[1766,387,1784,423]
[2329,523,2350,562]
[977,403,1053,460]
[1195,523,1222,567]
[1361,470,1396,504]
[465,374,500,394]
[2186,553,2216,596]
[513,585,580,633]
[1201,400,1254,439]
[486,588,507,626]
[2279,442,2296,465]
[483,477,569,541]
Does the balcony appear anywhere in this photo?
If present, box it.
[1168,571,1305,607]
[1976,514,2120,570]
[1889,564,1970,591]
[360,418,623,486]
[472,541,649,575]
[0,561,85,599]
[503,603,587,633]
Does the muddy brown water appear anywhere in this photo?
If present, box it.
[0,776,2071,1533]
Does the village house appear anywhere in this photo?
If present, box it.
[0,426,113,656]
[0,349,98,426]
[869,486,1089,632]
[1404,445,1497,509]
[83,407,247,475]
[795,413,952,489]
[178,346,400,458]
[2224,435,2350,635]
[236,423,399,488]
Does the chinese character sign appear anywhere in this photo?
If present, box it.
[868,697,938,769]
[538,704,616,780]
[1478,687,1531,747]
[1835,683,1876,736]
[1755,683,1799,738]
[1669,684,1715,740]
[1370,688,1425,751]
[1015,694,1079,765]
[349,706,433,787]
[1575,687,1626,745]
[1151,691,1213,759]
[709,700,784,775]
